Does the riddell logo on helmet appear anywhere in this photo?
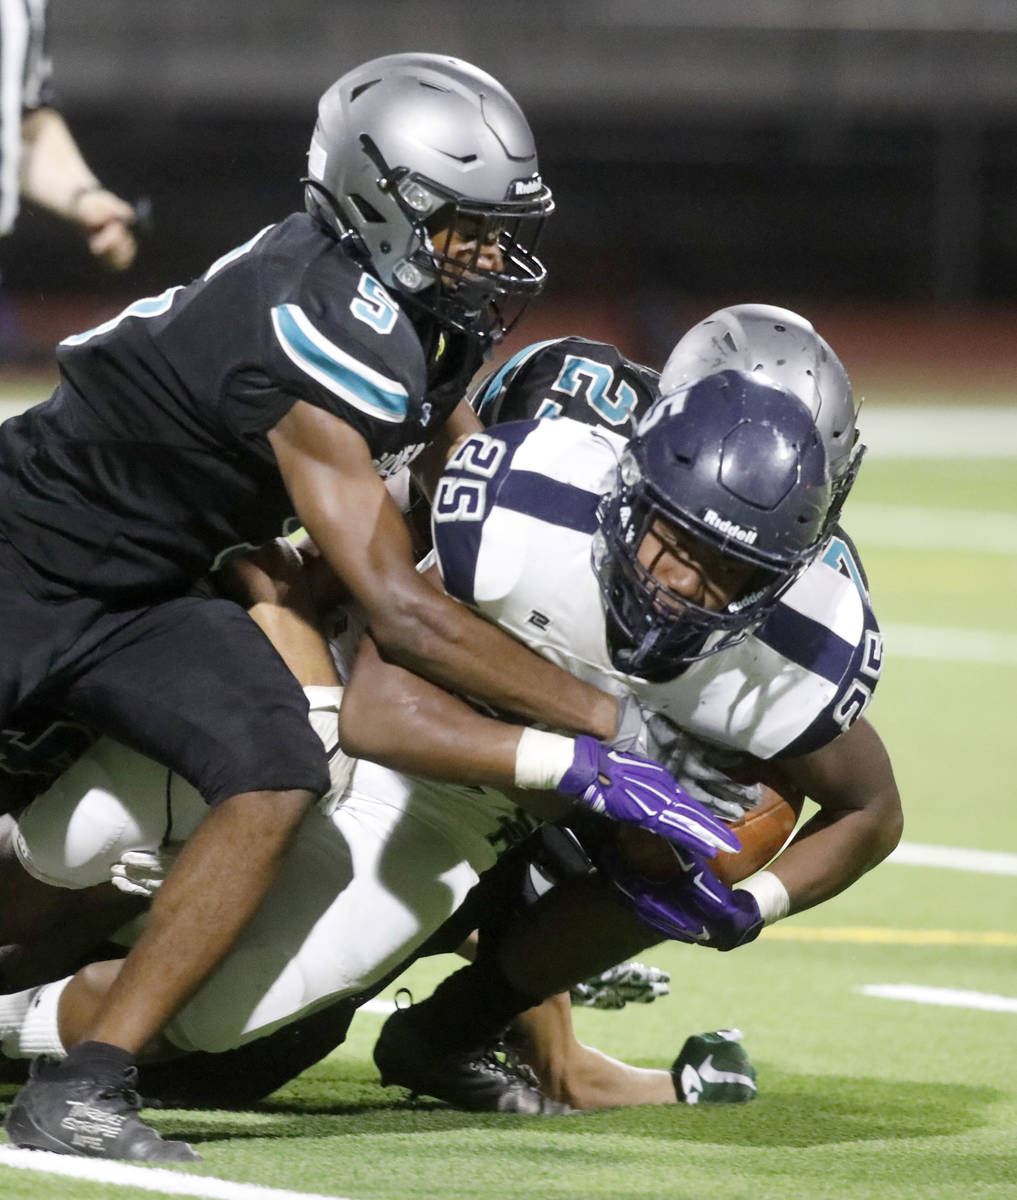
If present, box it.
[702,509,758,544]
[510,175,544,197]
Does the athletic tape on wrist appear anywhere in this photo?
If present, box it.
[303,685,344,713]
[514,727,578,790]
[737,870,791,925]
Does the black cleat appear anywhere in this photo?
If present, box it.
[374,1007,571,1115]
[5,1056,200,1161]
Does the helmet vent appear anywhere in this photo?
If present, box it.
[350,80,381,102]
[437,150,479,164]
[348,193,385,224]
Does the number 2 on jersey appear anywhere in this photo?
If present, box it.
[543,354,640,426]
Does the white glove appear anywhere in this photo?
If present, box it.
[304,686,356,816]
[110,845,182,898]
[642,715,762,822]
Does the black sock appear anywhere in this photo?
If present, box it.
[404,959,541,1054]
[61,1040,135,1080]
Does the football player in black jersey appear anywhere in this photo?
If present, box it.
[0,54,678,1161]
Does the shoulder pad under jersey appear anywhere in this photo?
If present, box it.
[646,532,883,760]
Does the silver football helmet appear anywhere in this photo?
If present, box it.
[660,304,863,529]
[305,53,554,345]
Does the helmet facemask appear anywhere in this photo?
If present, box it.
[592,370,831,683]
[387,169,551,346]
[594,455,795,682]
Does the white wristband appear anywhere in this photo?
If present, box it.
[514,728,578,791]
[303,685,344,714]
[737,870,791,926]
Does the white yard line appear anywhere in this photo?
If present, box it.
[880,622,1017,666]
[861,405,1017,458]
[765,927,1017,946]
[0,1146,354,1200]
[857,984,1017,1013]
[847,503,1017,554]
[888,842,1017,875]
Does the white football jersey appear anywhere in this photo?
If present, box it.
[432,417,882,761]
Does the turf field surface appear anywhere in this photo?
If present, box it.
[0,390,1013,1200]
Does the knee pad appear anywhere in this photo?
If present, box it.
[15,739,205,888]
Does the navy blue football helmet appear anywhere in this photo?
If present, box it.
[594,369,831,680]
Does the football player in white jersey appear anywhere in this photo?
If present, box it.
[365,315,899,1110]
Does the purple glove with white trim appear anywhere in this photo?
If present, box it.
[604,845,764,952]
[557,736,741,858]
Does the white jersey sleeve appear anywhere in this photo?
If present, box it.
[652,534,883,759]
[432,417,627,679]
[432,420,883,761]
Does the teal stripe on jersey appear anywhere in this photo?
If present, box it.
[271,303,409,423]
[474,338,562,422]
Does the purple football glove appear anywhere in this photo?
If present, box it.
[557,736,741,858]
[604,846,764,952]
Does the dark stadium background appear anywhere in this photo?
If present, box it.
[2,1,1015,386]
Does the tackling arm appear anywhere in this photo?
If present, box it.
[268,400,618,740]
[338,565,738,855]
[341,628,571,823]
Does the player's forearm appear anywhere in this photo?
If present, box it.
[340,642,521,783]
[271,403,616,739]
[769,720,903,913]
[510,993,676,1109]
[340,633,572,818]
[369,588,617,740]
[766,798,901,914]
[19,108,99,218]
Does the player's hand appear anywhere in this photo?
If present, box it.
[110,845,181,897]
[557,736,741,857]
[73,188,138,271]
[604,846,764,951]
[304,685,356,816]
[570,961,671,1009]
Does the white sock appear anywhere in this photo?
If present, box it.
[0,985,39,1046]
[2,976,71,1059]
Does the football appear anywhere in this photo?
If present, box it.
[616,761,805,887]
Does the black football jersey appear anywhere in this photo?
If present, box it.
[470,335,659,434]
[0,214,480,599]
[0,703,99,812]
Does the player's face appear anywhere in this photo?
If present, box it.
[429,212,505,284]
[637,518,755,614]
